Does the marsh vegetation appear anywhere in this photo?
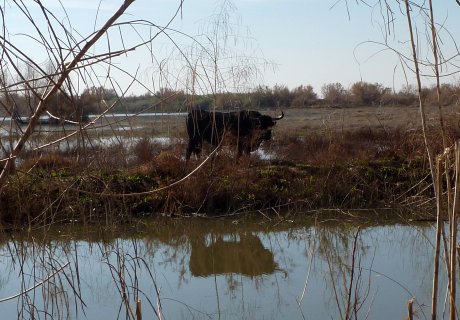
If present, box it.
[0,105,455,224]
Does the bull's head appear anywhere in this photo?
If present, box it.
[246,111,284,150]
[249,111,284,129]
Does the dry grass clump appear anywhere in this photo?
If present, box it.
[151,149,185,178]
[132,137,158,163]
[20,153,77,173]
[273,122,459,167]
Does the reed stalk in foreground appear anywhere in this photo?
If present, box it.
[402,1,459,318]
[136,299,142,320]
[430,144,460,320]
[428,1,450,315]
[408,298,414,320]
[449,144,459,320]
[431,156,442,320]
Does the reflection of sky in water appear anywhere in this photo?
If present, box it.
[0,222,450,320]
[255,146,275,160]
[0,135,176,153]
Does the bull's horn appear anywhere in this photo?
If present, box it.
[273,111,284,120]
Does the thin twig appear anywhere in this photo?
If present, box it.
[297,234,316,305]
[432,156,443,320]
[345,227,361,320]
[72,134,224,198]
[449,143,459,320]
[0,261,70,303]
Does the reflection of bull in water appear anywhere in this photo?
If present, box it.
[189,233,279,277]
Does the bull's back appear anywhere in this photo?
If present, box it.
[186,110,227,143]
[187,110,208,137]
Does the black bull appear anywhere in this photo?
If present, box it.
[186,109,284,159]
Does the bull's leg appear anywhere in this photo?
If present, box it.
[186,139,201,160]
[237,142,251,158]
[237,142,244,158]
[244,146,252,156]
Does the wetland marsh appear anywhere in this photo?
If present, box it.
[0,107,456,319]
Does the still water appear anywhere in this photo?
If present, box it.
[0,216,448,319]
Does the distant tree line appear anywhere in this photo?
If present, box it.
[115,81,460,112]
[1,86,116,121]
[2,81,460,119]
[122,81,460,112]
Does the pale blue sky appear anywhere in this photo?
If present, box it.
[4,0,460,96]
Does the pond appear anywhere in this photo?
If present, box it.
[0,215,451,319]
[0,113,187,163]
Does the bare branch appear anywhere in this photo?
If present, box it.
[0,0,135,187]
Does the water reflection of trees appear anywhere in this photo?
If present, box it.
[312,221,435,319]
[317,226,372,320]
[0,239,84,319]
[0,217,438,319]
[0,219,290,318]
